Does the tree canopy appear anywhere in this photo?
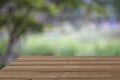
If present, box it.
[0,0,85,64]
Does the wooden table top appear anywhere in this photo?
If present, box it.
[0,56,120,80]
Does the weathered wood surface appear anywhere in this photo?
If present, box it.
[0,56,120,80]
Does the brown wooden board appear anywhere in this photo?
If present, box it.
[0,56,120,80]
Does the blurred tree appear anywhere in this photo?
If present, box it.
[0,0,83,64]
[112,0,120,21]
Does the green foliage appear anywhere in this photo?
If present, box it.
[95,40,120,56]
[0,0,84,40]
[1,35,120,56]
[0,0,8,7]
[52,0,83,7]
[18,35,120,56]
[112,0,120,17]
[0,0,119,39]
[0,64,5,69]
[12,14,43,38]
[0,38,7,54]
[0,14,7,29]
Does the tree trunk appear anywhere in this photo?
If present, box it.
[1,30,15,65]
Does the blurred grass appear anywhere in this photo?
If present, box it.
[0,38,7,55]
[94,40,120,56]
[1,35,120,56]
[20,35,120,56]
[0,64,5,70]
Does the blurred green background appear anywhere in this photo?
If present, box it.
[1,32,120,56]
[1,0,120,67]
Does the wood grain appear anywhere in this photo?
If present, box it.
[0,56,120,80]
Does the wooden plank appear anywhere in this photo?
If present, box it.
[15,56,120,62]
[1,65,120,72]
[1,79,120,80]
[15,59,120,62]
[0,72,120,79]
[1,79,28,80]
[19,56,120,58]
[9,62,120,66]
[17,56,120,60]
